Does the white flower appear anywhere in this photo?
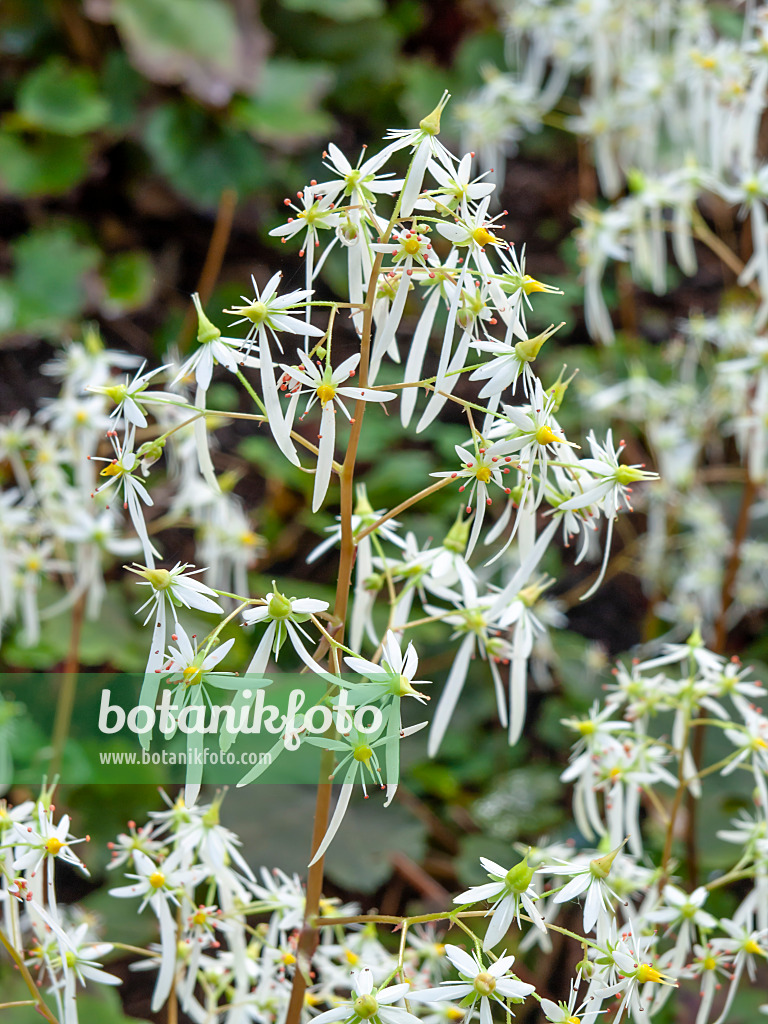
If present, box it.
[88,361,178,429]
[282,351,396,511]
[431,438,520,556]
[409,943,535,1023]
[173,295,246,393]
[312,966,420,1024]
[345,630,431,705]
[382,91,456,216]
[89,427,158,566]
[109,850,206,1012]
[543,844,627,934]
[242,586,329,675]
[454,855,546,948]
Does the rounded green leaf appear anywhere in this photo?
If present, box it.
[17,58,109,136]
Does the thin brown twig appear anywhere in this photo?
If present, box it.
[178,188,238,352]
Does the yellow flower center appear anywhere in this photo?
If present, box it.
[472,227,497,248]
[317,382,337,406]
[243,301,268,325]
[473,972,497,997]
[45,837,64,856]
[403,236,422,256]
[635,963,662,984]
[182,664,203,687]
[703,956,717,971]
[354,994,379,1019]
[744,939,764,955]
[353,744,373,766]
[474,465,492,483]
[100,462,123,477]
[535,424,559,446]
[192,910,208,926]
[149,871,166,889]
[345,949,359,965]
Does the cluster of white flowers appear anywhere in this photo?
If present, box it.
[3,18,768,1020]
[458,0,768,339]
[7,621,767,1024]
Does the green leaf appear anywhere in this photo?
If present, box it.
[112,0,237,63]
[17,58,109,136]
[101,50,149,130]
[143,101,268,208]
[100,251,155,315]
[471,766,564,841]
[6,224,99,337]
[278,0,385,19]
[0,129,91,196]
[231,59,335,145]
[107,0,254,102]
[324,797,426,892]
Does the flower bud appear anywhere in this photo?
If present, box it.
[505,854,534,893]
[442,511,470,553]
[192,293,221,345]
[419,90,450,136]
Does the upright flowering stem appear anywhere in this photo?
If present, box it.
[285,249,388,1024]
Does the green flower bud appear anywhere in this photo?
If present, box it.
[419,90,450,136]
[192,293,221,345]
[505,854,534,893]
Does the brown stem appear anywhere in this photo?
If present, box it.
[0,926,59,1024]
[284,251,385,1024]
[178,189,238,352]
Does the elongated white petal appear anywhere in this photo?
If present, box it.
[312,403,336,512]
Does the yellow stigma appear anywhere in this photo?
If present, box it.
[45,837,64,856]
[316,382,337,406]
[566,1018,580,1024]
[192,909,208,926]
[472,227,497,248]
[100,462,123,477]
[703,956,717,971]
[535,424,559,446]
[635,964,663,984]
[522,275,549,294]
[474,464,492,483]
[345,949,359,965]
[149,871,166,889]
[403,236,422,256]
[744,938,764,955]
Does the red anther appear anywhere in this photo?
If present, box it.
[284,198,291,206]
[458,485,465,492]
[470,151,475,157]
[281,238,287,244]
[323,151,328,157]
[489,318,497,325]
[504,456,512,462]
[492,457,498,462]
[299,249,305,257]
[429,271,435,278]
[486,497,492,505]
[504,487,511,494]
[310,179,317,186]
[287,216,294,223]
[296,191,302,198]
[466,505,472,513]
[451,472,458,479]
[171,634,178,641]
